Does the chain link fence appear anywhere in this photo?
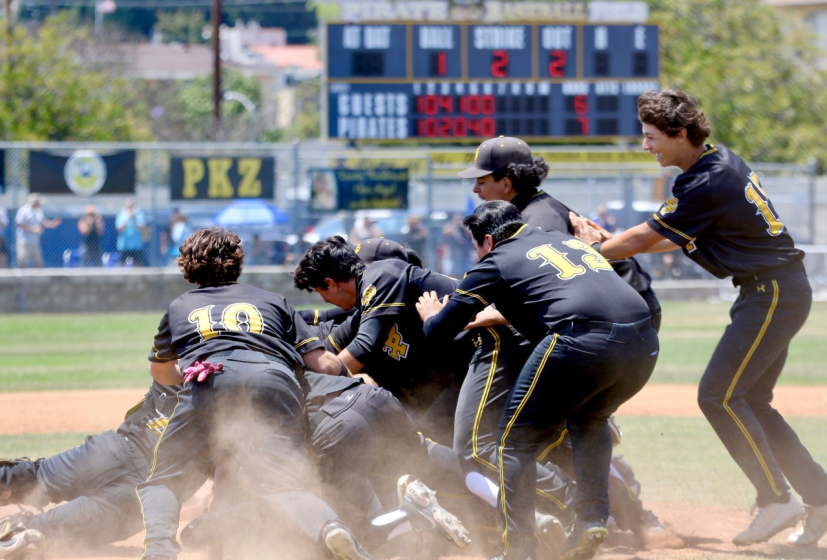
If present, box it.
[1,141,824,286]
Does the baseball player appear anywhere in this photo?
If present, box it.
[458,135,681,548]
[417,201,659,560]
[138,227,372,560]
[293,235,471,442]
[0,382,211,558]
[571,89,827,548]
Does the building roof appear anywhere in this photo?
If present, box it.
[252,45,322,71]
[127,43,213,80]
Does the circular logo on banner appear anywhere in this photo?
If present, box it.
[64,150,107,197]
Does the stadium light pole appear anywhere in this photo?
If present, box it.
[211,0,221,140]
[223,90,257,142]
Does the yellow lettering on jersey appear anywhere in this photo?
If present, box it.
[207,159,234,198]
[660,197,678,215]
[383,324,409,361]
[563,239,613,272]
[147,417,169,436]
[237,159,263,197]
[526,245,585,280]
[189,305,219,341]
[222,303,265,333]
[757,284,766,293]
[182,159,205,199]
[362,285,377,308]
[745,174,784,236]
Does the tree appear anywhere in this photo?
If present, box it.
[154,9,209,44]
[176,67,270,141]
[649,0,827,164]
[0,13,152,141]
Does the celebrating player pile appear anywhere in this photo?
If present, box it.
[2,88,825,560]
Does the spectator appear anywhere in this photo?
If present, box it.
[591,204,617,234]
[15,193,61,268]
[115,198,147,267]
[159,208,182,259]
[403,214,429,253]
[248,234,270,265]
[348,216,381,246]
[165,211,193,265]
[440,212,474,276]
[0,204,8,268]
[77,204,105,267]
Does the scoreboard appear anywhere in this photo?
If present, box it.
[324,23,660,142]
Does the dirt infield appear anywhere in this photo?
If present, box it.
[2,384,826,559]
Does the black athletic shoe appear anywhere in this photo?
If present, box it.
[560,521,608,560]
[322,520,373,560]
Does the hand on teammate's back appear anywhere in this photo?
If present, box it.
[183,361,224,383]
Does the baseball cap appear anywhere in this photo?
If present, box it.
[354,238,409,264]
[458,136,533,179]
[27,193,46,205]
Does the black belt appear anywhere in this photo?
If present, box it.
[566,317,653,335]
[732,260,805,288]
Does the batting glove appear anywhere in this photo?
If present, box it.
[183,361,224,383]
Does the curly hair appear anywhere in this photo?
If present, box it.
[637,89,711,146]
[293,236,365,292]
[177,227,244,286]
[492,157,549,196]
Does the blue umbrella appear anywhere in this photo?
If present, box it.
[212,199,290,227]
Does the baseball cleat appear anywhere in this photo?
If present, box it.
[536,511,566,558]
[733,496,804,545]
[635,510,685,549]
[788,502,827,547]
[396,474,413,506]
[400,479,472,549]
[560,521,608,560]
[322,520,374,560]
[0,526,45,560]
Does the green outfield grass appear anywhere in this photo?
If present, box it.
[0,301,825,391]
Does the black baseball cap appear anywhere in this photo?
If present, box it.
[354,238,409,264]
[458,136,533,179]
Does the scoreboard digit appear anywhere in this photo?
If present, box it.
[324,22,660,141]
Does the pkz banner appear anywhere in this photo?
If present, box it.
[170,156,275,200]
[30,150,136,196]
[333,168,409,210]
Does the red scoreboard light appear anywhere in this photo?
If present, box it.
[324,22,660,141]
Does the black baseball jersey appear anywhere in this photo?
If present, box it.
[149,282,323,372]
[345,259,460,389]
[298,306,353,328]
[514,189,654,295]
[513,190,574,234]
[119,382,185,463]
[647,144,804,279]
[428,226,650,344]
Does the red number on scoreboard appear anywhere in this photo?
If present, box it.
[437,52,447,76]
[491,50,509,78]
[549,49,567,77]
[574,95,588,115]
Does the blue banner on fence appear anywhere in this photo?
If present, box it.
[334,168,409,210]
[30,150,136,196]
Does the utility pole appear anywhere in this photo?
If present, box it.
[212,0,221,140]
[5,0,12,36]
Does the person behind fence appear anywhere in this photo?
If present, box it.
[166,211,193,265]
[0,204,8,268]
[15,193,61,269]
[77,204,105,267]
[115,198,147,267]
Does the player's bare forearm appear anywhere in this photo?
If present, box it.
[598,222,666,260]
[465,306,509,330]
[337,349,364,374]
[643,238,681,253]
[303,348,352,376]
[150,361,183,385]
